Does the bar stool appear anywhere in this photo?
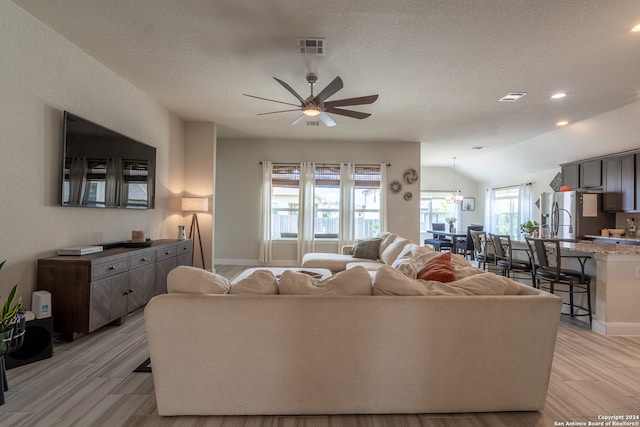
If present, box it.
[470,230,495,271]
[489,233,532,282]
[525,237,592,328]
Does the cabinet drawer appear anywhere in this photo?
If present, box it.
[176,241,192,255]
[156,246,176,261]
[92,258,130,281]
[130,250,156,268]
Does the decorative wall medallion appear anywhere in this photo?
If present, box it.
[389,180,402,193]
[403,191,413,201]
[549,172,563,192]
[403,168,419,184]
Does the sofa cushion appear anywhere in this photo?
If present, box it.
[391,255,418,279]
[346,261,384,271]
[444,272,510,295]
[380,238,411,265]
[279,266,372,295]
[167,266,230,294]
[378,233,398,258]
[372,265,467,296]
[352,238,382,260]
[302,253,372,272]
[417,252,456,283]
[229,269,279,295]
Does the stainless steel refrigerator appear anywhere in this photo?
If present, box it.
[539,191,614,239]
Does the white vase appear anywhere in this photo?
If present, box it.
[177,225,186,241]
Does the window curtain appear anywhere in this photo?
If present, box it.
[484,188,496,233]
[259,161,273,264]
[379,162,388,233]
[105,157,124,207]
[517,183,533,240]
[68,157,89,205]
[339,163,355,248]
[297,162,316,264]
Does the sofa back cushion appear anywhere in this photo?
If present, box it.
[380,238,411,265]
[230,269,279,295]
[279,266,372,295]
[167,266,230,294]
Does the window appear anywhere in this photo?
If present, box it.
[269,163,382,240]
[353,166,382,239]
[420,192,455,230]
[492,187,520,238]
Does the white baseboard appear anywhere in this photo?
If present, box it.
[214,259,299,267]
[592,319,640,336]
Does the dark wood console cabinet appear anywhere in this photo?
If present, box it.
[37,239,192,341]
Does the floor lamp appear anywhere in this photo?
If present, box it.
[181,197,208,270]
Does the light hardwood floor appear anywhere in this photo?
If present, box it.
[2,265,639,427]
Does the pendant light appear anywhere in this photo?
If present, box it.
[445,157,463,203]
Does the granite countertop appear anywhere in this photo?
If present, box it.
[558,239,640,255]
[584,234,640,243]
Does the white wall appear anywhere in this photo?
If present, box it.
[215,138,421,264]
[0,3,185,306]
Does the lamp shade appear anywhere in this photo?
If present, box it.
[181,197,208,212]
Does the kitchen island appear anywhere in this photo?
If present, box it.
[556,239,640,336]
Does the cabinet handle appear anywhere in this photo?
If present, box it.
[109,265,116,270]
[141,257,148,262]
[123,289,134,296]
[165,251,170,255]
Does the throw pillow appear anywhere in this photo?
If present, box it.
[167,266,230,294]
[380,238,411,265]
[230,269,279,295]
[278,266,372,295]
[352,238,382,260]
[416,252,456,283]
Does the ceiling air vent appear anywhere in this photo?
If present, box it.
[306,121,320,126]
[499,92,527,102]
[296,38,325,55]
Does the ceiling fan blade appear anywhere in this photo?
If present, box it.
[290,115,305,126]
[318,112,337,127]
[243,94,301,108]
[324,94,379,108]
[257,109,302,116]
[324,107,371,120]
[312,76,344,104]
[273,77,306,104]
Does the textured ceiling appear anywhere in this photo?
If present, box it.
[13,0,640,182]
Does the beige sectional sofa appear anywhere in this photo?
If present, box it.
[145,255,563,416]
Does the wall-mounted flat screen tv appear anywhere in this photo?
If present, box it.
[61,111,156,209]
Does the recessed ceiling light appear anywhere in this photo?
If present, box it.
[556,120,569,126]
[551,92,567,99]
[632,23,640,32]
[499,92,527,102]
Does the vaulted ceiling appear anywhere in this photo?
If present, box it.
[14,0,640,182]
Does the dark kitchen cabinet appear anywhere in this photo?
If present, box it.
[579,159,602,188]
[561,163,579,189]
[603,154,634,211]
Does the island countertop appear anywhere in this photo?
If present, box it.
[557,239,640,255]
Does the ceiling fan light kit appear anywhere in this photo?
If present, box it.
[244,73,378,127]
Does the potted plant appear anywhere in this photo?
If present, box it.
[0,261,24,355]
[519,220,539,237]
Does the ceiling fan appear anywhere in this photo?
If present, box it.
[243,73,378,127]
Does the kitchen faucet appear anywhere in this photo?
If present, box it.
[550,202,573,238]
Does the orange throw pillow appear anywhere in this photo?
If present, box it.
[417,252,456,283]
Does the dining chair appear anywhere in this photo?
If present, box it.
[456,224,484,260]
[424,223,452,252]
[489,233,532,283]
[525,237,592,328]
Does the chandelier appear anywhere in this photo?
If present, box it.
[445,157,464,203]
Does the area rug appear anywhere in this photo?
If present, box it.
[134,357,152,373]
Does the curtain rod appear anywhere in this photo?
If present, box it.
[260,162,391,166]
[489,182,533,190]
